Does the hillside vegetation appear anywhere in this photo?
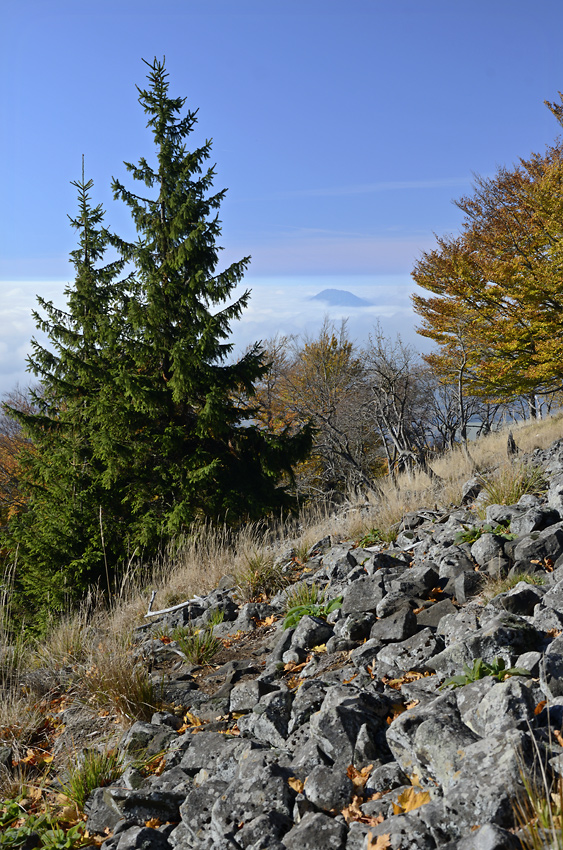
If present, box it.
[1,410,562,847]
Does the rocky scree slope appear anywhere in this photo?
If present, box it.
[79,439,563,848]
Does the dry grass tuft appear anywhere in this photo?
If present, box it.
[476,462,546,515]
[76,631,161,722]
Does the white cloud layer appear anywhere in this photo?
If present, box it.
[0,275,430,398]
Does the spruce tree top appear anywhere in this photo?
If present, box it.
[111,57,259,407]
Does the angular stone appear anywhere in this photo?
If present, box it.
[416,598,457,629]
[511,507,560,537]
[369,606,418,643]
[512,522,563,566]
[461,677,536,737]
[287,679,327,735]
[539,578,563,614]
[237,687,293,748]
[540,634,563,698]
[303,764,354,811]
[341,574,386,615]
[85,788,184,833]
[533,605,563,634]
[443,730,533,830]
[180,732,255,782]
[290,615,334,651]
[386,692,479,786]
[376,628,443,672]
[486,581,544,615]
[376,591,422,619]
[309,685,388,766]
[471,534,506,566]
[115,826,170,850]
[457,823,521,850]
[389,565,440,597]
[428,613,543,677]
[282,811,346,850]
[119,722,164,755]
[210,762,294,845]
[230,679,277,713]
[336,611,376,641]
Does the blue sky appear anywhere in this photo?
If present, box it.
[1,0,563,393]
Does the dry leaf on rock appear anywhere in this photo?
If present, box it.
[342,795,384,825]
[347,763,373,789]
[256,615,276,627]
[367,832,392,849]
[392,786,431,814]
[288,777,304,793]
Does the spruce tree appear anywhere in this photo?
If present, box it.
[5,169,132,615]
[5,59,311,618]
[104,57,312,542]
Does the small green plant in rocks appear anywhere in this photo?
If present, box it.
[283,595,343,630]
[441,656,531,689]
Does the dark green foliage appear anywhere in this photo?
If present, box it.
[3,58,312,619]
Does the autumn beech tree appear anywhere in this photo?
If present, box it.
[413,94,563,410]
[251,322,382,495]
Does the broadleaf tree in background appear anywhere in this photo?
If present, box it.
[3,59,312,620]
[412,94,563,416]
[251,321,383,497]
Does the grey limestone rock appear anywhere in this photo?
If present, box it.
[389,565,440,597]
[341,573,386,615]
[511,507,560,537]
[119,722,167,756]
[539,634,563,698]
[85,789,184,834]
[282,811,346,850]
[429,612,542,676]
[303,764,354,811]
[237,687,293,748]
[512,521,563,566]
[477,676,538,735]
[290,614,334,651]
[416,598,457,629]
[455,823,521,849]
[485,580,545,615]
[369,606,418,643]
[309,685,388,766]
[115,827,170,850]
[376,627,443,672]
[442,730,533,830]
[287,679,327,734]
[180,732,257,783]
[470,534,506,567]
[210,762,294,847]
[386,692,479,786]
[335,611,376,641]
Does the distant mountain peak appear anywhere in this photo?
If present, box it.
[309,288,372,307]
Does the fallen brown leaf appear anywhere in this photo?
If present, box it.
[347,764,373,789]
[392,786,431,814]
[288,776,304,793]
[341,795,384,826]
[366,833,391,850]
